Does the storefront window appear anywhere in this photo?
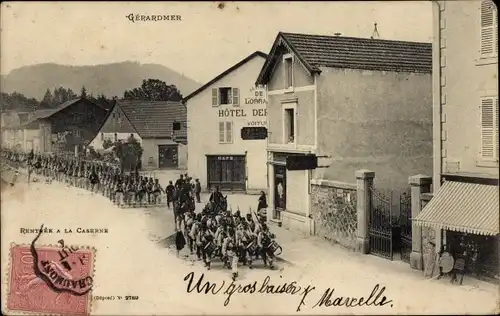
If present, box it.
[446,231,499,280]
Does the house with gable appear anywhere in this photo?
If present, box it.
[256,32,433,234]
[2,98,108,154]
[88,100,187,169]
[184,51,268,192]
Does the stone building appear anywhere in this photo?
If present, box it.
[256,32,433,234]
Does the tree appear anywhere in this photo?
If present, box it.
[80,86,87,98]
[0,92,39,110]
[40,89,54,108]
[53,87,77,105]
[123,79,183,101]
[113,136,143,172]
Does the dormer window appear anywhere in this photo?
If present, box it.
[283,54,294,89]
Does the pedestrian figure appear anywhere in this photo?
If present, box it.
[257,191,268,218]
[195,179,201,203]
[166,181,175,208]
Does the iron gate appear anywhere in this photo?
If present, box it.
[399,190,412,263]
[369,188,393,260]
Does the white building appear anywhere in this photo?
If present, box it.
[184,51,268,193]
[88,100,188,170]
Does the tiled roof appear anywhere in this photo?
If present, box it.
[117,100,187,140]
[256,32,432,84]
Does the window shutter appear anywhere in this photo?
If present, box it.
[226,88,233,105]
[212,88,219,107]
[225,121,232,143]
[219,122,225,143]
[495,98,499,159]
[480,1,496,57]
[496,9,499,55]
[232,88,240,106]
[480,97,495,158]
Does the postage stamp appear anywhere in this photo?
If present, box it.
[6,243,96,316]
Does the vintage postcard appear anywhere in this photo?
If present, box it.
[1,1,499,315]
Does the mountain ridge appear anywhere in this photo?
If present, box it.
[0,61,202,101]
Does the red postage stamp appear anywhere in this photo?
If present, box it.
[6,243,96,316]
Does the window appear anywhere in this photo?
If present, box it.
[284,108,295,144]
[219,87,232,105]
[284,55,294,88]
[480,96,499,160]
[218,121,233,144]
[480,1,498,58]
[212,88,240,106]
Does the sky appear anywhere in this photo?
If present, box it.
[1,1,433,84]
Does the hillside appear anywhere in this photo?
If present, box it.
[0,62,202,100]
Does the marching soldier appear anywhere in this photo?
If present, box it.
[114,179,125,207]
[136,178,146,206]
[215,220,228,249]
[153,179,164,205]
[236,220,254,269]
[189,213,202,256]
[88,166,99,193]
[184,211,195,254]
[126,179,136,207]
[222,227,239,281]
[166,180,175,208]
[197,221,215,270]
[246,214,256,233]
[146,177,154,204]
[258,223,276,270]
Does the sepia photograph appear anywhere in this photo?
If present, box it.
[1,1,498,315]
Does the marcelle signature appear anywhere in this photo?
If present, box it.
[183,272,393,312]
[30,224,93,295]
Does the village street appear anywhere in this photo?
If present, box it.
[1,170,498,315]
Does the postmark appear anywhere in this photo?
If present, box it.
[6,226,96,315]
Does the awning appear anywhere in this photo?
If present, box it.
[413,181,499,236]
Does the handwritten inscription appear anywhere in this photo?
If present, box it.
[183,272,393,312]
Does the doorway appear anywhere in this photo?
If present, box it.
[273,164,286,220]
[158,144,179,168]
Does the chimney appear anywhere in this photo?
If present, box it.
[371,22,380,39]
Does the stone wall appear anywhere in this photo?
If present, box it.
[310,180,357,250]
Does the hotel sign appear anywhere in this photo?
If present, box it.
[217,108,267,118]
[217,87,267,127]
